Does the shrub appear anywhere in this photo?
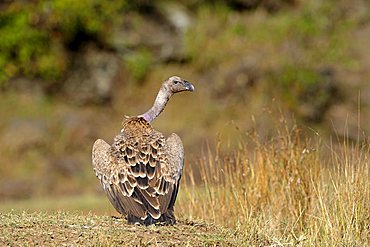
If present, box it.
[0,1,128,85]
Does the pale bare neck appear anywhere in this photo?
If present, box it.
[140,86,172,123]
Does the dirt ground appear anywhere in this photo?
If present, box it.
[0,211,240,246]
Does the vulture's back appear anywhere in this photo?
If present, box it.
[92,117,184,225]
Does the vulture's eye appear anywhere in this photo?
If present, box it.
[173,80,180,84]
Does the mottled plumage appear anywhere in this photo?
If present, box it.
[92,76,194,225]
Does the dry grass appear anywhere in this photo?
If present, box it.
[177,123,370,245]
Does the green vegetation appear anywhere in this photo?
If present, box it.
[1,0,362,88]
[0,0,128,84]
[0,0,367,126]
[183,0,357,116]
[125,48,153,82]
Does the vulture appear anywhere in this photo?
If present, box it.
[92,76,195,225]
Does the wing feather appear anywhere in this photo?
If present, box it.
[158,133,185,212]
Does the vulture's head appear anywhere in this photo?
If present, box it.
[164,76,195,94]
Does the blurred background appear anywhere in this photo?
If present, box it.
[0,0,369,213]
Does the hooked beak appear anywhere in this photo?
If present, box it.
[184,80,195,92]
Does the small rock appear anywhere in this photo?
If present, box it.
[159,2,192,33]
[63,45,121,104]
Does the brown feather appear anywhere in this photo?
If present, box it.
[92,117,185,225]
[158,184,174,214]
[146,163,155,179]
[137,176,149,189]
